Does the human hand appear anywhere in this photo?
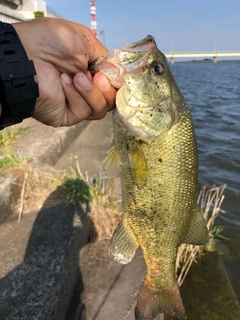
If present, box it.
[13,18,116,127]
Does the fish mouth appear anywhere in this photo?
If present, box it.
[113,35,156,66]
[89,35,157,88]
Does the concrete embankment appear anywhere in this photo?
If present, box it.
[0,114,239,320]
[0,115,114,320]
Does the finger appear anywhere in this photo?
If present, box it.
[61,73,92,125]
[93,72,117,112]
[73,72,115,120]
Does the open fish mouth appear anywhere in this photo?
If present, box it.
[112,35,156,66]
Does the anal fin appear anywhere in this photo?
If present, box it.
[110,220,139,264]
[183,206,209,245]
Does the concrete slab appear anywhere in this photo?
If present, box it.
[71,240,165,320]
[79,242,145,320]
[11,118,90,166]
[54,112,114,179]
[180,251,240,320]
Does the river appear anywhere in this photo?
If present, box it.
[171,61,240,246]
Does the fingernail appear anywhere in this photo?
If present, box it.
[93,72,111,91]
[61,73,73,85]
[76,73,92,91]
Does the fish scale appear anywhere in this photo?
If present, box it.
[90,35,209,320]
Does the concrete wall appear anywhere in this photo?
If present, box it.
[0,0,60,22]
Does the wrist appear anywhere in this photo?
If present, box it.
[0,22,39,130]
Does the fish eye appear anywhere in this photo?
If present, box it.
[151,62,165,76]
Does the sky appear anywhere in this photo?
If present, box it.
[45,0,240,53]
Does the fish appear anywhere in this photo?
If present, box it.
[90,36,209,320]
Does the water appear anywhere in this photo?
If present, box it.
[171,61,240,244]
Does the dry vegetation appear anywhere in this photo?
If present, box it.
[16,165,64,220]
[176,184,227,286]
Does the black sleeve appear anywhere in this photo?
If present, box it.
[0,21,39,130]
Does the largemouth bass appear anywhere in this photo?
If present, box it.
[90,36,209,320]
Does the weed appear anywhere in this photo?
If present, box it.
[0,127,28,147]
[0,149,29,169]
[62,158,92,205]
[64,178,92,205]
[208,225,229,248]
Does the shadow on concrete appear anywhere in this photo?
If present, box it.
[0,186,94,320]
[91,264,125,320]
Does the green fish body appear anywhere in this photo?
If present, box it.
[90,36,209,320]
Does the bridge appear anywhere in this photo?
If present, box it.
[164,51,240,64]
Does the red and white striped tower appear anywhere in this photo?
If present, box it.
[90,0,98,37]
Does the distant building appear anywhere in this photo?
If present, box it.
[0,0,61,22]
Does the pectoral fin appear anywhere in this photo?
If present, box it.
[128,142,148,189]
[100,146,120,179]
[183,207,209,245]
[110,220,139,264]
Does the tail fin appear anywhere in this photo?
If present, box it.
[135,279,186,320]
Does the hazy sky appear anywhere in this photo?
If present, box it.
[46,0,240,52]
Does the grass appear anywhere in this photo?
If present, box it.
[176,184,227,286]
[0,149,29,169]
[0,126,28,147]
[63,158,121,240]
[64,176,92,205]
[63,159,92,206]
[0,126,29,170]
